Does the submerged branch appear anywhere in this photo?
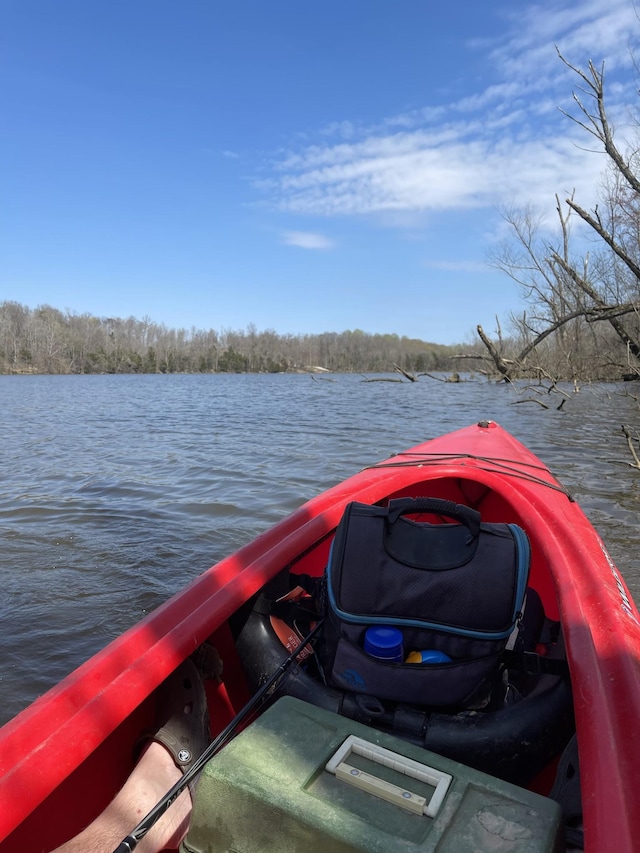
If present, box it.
[511,398,550,409]
[621,425,640,469]
[393,364,417,382]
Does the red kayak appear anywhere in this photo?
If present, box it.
[1,421,639,852]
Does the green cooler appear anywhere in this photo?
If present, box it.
[181,696,563,853]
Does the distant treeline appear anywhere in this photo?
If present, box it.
[0,302,473,375]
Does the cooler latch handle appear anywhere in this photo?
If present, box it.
[325,735,452,817]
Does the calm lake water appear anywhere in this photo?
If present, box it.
[1,373,639,727]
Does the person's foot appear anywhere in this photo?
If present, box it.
[51,740,192,853]
[122,658,211,851]
[136,658,211,796]
[52,660,210,853]
[132,740,192,850]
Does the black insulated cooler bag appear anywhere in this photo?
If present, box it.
[321,496,531,708]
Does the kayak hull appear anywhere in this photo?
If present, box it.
[1,421,639,852]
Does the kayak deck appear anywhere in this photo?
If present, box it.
[1,422,639,852]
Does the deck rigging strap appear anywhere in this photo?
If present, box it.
[112,620,324,853]
[365,452,574,500]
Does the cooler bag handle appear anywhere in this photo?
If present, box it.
[386,497,481,539]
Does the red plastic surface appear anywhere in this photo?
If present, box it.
[1,422,639,852]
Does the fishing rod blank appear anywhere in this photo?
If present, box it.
[113,620,323,853]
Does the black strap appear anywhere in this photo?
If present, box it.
[503,649,570,679]
[268,599,319,622]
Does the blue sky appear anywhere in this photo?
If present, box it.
[3,0,640,344]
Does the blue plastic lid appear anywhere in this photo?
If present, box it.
[364,626,404,661]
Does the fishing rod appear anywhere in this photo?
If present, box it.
[113,620,323,853]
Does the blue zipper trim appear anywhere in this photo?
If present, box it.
[508,523,531,621]
[327,525,530,641]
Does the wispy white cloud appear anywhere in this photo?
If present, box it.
[424,259,492,274]
[495,0,639,76]
[281,231,335,249]
[259,0,640,227]
[274,136,602,218]
[320,120,357,139]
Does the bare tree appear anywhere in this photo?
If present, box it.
[481,48,640,381]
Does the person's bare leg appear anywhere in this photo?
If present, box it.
[52,742,191,853]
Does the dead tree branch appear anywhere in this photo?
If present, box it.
[393,364,417,382]
[621,424,640,469]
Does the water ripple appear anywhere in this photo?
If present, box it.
[1,373,639,725]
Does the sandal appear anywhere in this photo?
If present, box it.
[136,658,210,794]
